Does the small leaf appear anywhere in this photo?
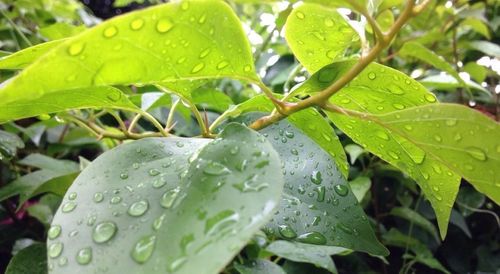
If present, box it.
[465,40,500,58]
[390,207,439,242]
[192,88,234,113]
[234,259,286,274]
[349,176,371,202]
[0,129,24,160]
[5,243,47,274]
[48,123,284,274]
[419,74,490,95]
[285,3,359,72]
[266,240,346,273]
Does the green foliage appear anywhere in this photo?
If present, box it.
[0,0,499,273]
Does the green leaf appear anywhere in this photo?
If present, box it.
[0,86,138,123]
[464,40,500,58]
[192,88,234,113]
[285,3,359,72]
[399,42,466,89]
[282,261,331,274]
[456,186,485,217]
[47,123,284,274]
[39,23,86,40]
[356,104,500,204]
[462,62,487,83]
[295,61,462,238]
[304,0,367,11]
[390,207,439,241]
[344,144,365,165]
[266,240,347,273]
[5,243,47,274]
[234,259,286,274]
[0,129,24,160]
[419,74,490,95]
[262,119,387,256]
[349,176,371,202]
[0,0,257,116]
[0,40,63,70]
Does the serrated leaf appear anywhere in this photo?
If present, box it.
[262,119,387,256]
[5,243,47,274]
[234,259,286,274]
[47,123,284,274]
[266,240,347,273]
[0,86,137,123]
[0,0,257,119]
[295,61,459,238]
[285,3,359,72]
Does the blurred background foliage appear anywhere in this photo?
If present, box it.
[0,0,499,273]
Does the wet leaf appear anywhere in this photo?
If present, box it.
[285,3,359,72]
[0,40,63,70]
[47,123,284,274]
[5,243,47,274]
[234,259,285,274]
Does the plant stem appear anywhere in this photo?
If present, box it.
[249,0,430,131]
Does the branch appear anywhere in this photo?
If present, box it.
[249,0,422,130]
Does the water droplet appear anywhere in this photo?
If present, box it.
[393,103,405,110]
[278,224,297,239]
[168,257,187,272]
[68,42,84,56]
[244,65,252,72]
[199,48,210,58]
[198,14,206,24]
[375,131,389,140]
[120,173,128,179]
[128,200,149,217]
[297,231,327,245]
[203,162,230,175]
[92,221,117,243]
[93,192,104,203]
[424,94,437,102]
[48,225,61,239]
[191,62,205,73]
[76,247,92,265]
[315,186,325,202]
[131,235,156,264]
[130,18,144,30]
[368,72,376,80]
[388,151,400,160]
[161,187,180,208]
[153,214,166,231]
[68,192,77,200]
[58,257,67,266]
[110,196,122,204]
[217,61,229,69]
[296,11,305,19]
[310,170,322,185]
[433,135,442,142]
[205,210,239,235]
[445,119,457,126]
[466,147,487,161]
[48,242,63,258]
[152,177,167,188]
[404,125,413,131]
[324,18,334,27]
[156,18,174,33]
[148,168,161,176]
[103,26,118,38]
[334,184,349,196]
[62,201,77,213]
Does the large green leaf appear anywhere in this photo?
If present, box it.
[285,3,359,72]
[261,119,387,256]
[0,86,137,123]
[0,0,257,112]
[47,123,284,274]
[5,243,47,274]
[266,240,347,273]
[294,61,460,238]
[353,104,499,204]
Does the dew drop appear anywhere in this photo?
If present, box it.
[424,94,437,102]
[93,192,104,203]
[217,61,229,69]
[48,225,61,240]
[433,135,442,142]
[160,187,181,208]
[466,147,487,161]
[244,65,252,72]
[76,247,92,265]
[368,72,376,80]
[203,162,230,175]
[103,26,118,38]
[310,170,322,185]
[295,11,305,19]
[67,42,84,56]
[156,18,174,33]
[191,62,205,73]
[388,151,400,159]
[120,173,128,180]
[393,103,405,110]
[131,235,156,264]
[278,224,297,239]
[152,177,167,188]
[324,18,334,27]
[375,131,389,140]
[92,221,117,243]
[334,184,349,196]
[148,168,161,176]
[445,119,457,126]
[204,210,239,235]
[68,192,77,200]
[110,196,122,204]
[199,48,211,58]
[48,242,63,258]
[128,200,149,217]
[130,18,144,30]
[62,201,77,213]
[296,231,327,245]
